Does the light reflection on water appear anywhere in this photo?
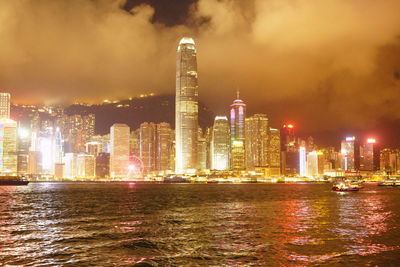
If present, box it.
[0,183,400,266]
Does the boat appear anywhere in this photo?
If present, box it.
[163,176,190,183]
[378,180,400,186]
[332,182,359,192]
[0,176,29,186]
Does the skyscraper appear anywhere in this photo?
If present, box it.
[156,122,173,172]
[77,154,96,178]
[62,114,95,153]
[360,138,380,171]
[230,92,246,171]
[17,126,30,175]
[175,37,198,174]
[0,93,11,119]
[110,123,130,178]
[380,149,399,175]
[211,116,230,170]
[0,119,17,175]
[268,128,281,170]
[139,122,156,174]
[306,151,324,177]
[245,114,269,170]
[341,136,360,171]
[138,122,173,174]
[281,123,299,175]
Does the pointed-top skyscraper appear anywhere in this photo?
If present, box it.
[230,91,246,171]
[175,37,198,174]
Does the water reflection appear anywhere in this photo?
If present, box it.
[0,183,399,266]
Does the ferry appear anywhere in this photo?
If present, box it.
[0,176,29,186]
[377,180,400,187]
[332,182,359,192]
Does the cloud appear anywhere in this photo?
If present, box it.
[0,0,399,133]
[0,0,183,102]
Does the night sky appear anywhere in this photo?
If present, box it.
[0,0,400,147]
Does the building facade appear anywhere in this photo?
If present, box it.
[110,123,130,178]
[0,119,17,175]
[0,93,10,119]
[230,92,246,171]
[211,116,230,170]
[175,37,199,174]
[245,114,269,170]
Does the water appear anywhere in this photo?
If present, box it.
[1,183,400,266]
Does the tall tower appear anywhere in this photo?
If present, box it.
[156,122,173,172]
[175,37,198,174]
[110,123,130,178]
[230,91,246,171]
[245,114,269,170]
[211,116,230,170]
[341,136,360,171]
[0,119,18,175]
[360,138,379,171]
[0,93,10,119]
[139,122,156,174]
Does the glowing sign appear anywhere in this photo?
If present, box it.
[367,138,376,143]
[345,136,355,141]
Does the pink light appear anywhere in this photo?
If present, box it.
[129,165,136,171]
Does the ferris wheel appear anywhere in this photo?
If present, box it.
[128,155,144,179]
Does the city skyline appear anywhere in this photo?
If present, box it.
[2,2,400,266]
[0,0,399,142]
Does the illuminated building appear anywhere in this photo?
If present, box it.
[230,91,246,171]
[62,114,95,153]
[175,37,198,174]
[130,130,140,157]
[198,128,208,170]
[28,151,41,176]
[110,123,130,178]
[137,122,174,174]
[306,136,316,151]
[0,119,18,175]
[96,152,110,178]
[299,146,306,176]
[268,128,281,170]
[83,114,95,143]
[37,128,56,175]
[341,136,360,171]
[380,149,399,175]
[231,140,245,171]
[306,151,324,177]
[63,153,77,178]
[30,112,41,134]
[360,138,380,171]
[245,114,269,170]
[0,93,10,119]
[211,116,230,170]
[139,122,156,174]
[54,163,64,179]
[321,147,340,170]
[281,123,299,175]
[54,127,63,164]
[156,122,173,172]
[17,127,30,175]
[89,134,109,154]
[77,154,96,178]
[85,141,102,156]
